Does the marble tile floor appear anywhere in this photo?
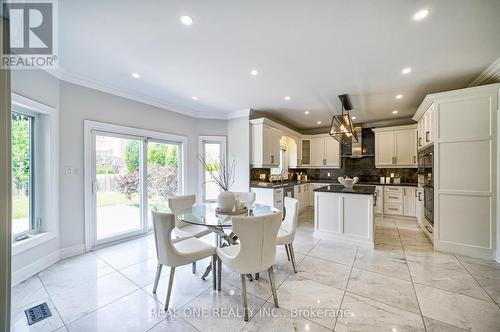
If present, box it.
[11,207,500,332]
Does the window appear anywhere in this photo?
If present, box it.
[11,111,36,237]
[199,136,226,202]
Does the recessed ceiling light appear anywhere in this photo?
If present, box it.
[396,94,403,99]
[304,111,310,115]
[392,110,399,114]
[250,70,259,76]
[192,96,198,100]
[180,15,193,26]
[351,116,357,120]
[284,96,290,101]
[401,67,412,74]
[413,9,430,21]
[131,72,140,79]
[317,121,322,125]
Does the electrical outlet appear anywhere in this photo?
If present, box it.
[64,168,73,176]
[327,172,331,177]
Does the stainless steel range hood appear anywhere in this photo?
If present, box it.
[341,126,374,158]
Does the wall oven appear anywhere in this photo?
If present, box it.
[418,145,434,227]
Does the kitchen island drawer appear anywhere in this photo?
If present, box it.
[384,203,403,215]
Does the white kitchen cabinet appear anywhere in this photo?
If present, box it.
[325,138,341,167]
[374,186,384,214]
[403,187,416,217]
[250,122,281,167]
[417,104,434,149]
[413,83,499,260]
[375,131,394,166]
[395,130,417,166]
[373,125,417,168]
[310,138,325,167]
[415,187,424,224]
[302,136,340,168]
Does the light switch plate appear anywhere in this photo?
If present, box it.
[64,168,73,175]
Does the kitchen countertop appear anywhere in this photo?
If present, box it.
[250,180,417,189]
[313,184,376,195]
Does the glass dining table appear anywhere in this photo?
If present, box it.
[178,202,280,285]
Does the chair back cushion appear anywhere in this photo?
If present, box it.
[231,212,282,273]
[234,192,256,208]
[281,197,299,240]
[168,194,195,229]
[152,211,177,266]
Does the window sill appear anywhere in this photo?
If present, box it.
[12,232,57,256]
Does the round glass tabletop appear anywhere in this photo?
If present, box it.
[178,203,279,228]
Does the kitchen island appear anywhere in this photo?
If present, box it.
[314,185,376,248]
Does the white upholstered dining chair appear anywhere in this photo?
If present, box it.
[276,197,299,273]
[217,213,282,321]
[151,211,217,310]
[168,194,212,273]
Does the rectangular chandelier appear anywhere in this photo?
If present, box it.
[329,94,358,143]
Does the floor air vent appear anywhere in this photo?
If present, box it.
[25,302,52,325]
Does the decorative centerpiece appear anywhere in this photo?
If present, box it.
[198,154,239,213]
[338,176,359,188]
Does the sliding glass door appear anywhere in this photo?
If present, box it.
[146,140,181,228]
[88,125,184,248]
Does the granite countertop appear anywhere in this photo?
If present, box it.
[250,180,417,189]
[313,184,376,195]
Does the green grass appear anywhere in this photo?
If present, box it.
[12,196,29,219]
[97,192,137,207]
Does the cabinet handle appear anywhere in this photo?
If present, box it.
[415,190,417,198]
[413,156,416,163]
[389,196,399,199]
[425,131,430,142]
[419,137,422,146]
[418,192,422,201]
[323,158,326,165]
[425,225,433,234]
[389,208,398,211]
[373,195,377,206]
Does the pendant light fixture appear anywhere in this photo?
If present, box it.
[329,94,358,143]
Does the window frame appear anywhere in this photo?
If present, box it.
[11,110,37,238]
[198,136,227,203]
[11,93,59,256]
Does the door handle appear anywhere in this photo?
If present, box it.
[92,180,98,195]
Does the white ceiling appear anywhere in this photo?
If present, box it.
[57,0,500,129]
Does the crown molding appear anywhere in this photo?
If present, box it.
[43,68,242,120]
[468,57,500,87]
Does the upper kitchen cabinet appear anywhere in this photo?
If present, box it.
[417,104,435,149]
[250,119,281,168]
[301,136,340,168]
[373,125,417,168]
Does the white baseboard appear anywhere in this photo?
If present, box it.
[11,244,86,286]
[11,251,60,286]
[59,244,86,259]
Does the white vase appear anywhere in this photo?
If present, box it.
[217,191,235,212]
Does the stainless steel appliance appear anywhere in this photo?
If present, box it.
[418,145,434,228]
